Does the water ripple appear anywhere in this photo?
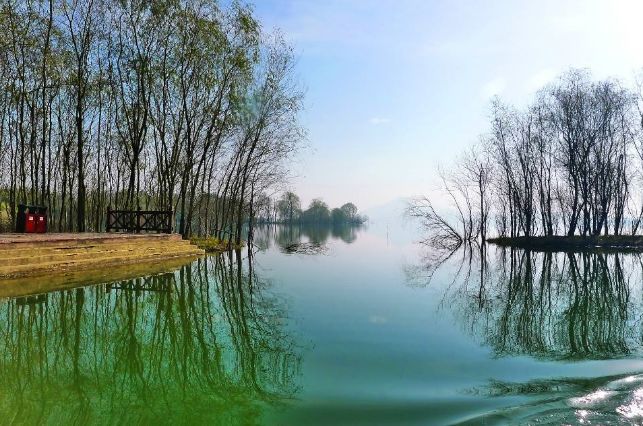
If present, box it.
[461,372,643,425]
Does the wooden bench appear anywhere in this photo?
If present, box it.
[106,208,173,233]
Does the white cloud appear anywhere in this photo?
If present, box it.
[480,78,507,98]
[369,117,391,125]
[526,68,558,93]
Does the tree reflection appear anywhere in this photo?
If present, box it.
[253,223,363,253]
[0,251,301,424]
[410,245,643,360]
[329,223,358,244]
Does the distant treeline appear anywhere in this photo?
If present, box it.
[410,69,643,247]
[251,192,366,225]
[0,0,305,243]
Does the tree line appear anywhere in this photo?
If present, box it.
[410,69,643,247]
[0,0,304,244]
[252,191,367,225]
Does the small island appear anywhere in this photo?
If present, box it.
[409,70,643,254]
[253,192,367,226]
[487,235,643,252]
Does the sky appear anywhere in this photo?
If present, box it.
[252,0,643,211]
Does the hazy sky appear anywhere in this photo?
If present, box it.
[253,0,643,211]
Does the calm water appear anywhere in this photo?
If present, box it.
[3,224,643,425]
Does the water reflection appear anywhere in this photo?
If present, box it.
[252,223,363,253]
[410,246,643,360]
[0,250,301,424]
[409,245,643,423]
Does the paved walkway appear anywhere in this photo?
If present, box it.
[0,233,179,244]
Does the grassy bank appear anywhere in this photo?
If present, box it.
[0,202,9,232]
[487,235,643,252]
[189,237,244,253]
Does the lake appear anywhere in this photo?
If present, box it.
[2,223,643,425]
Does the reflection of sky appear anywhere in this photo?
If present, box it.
[257,225,643,424]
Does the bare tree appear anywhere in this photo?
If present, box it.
[416,69,641,243]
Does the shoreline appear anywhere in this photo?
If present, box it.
[487,235,643,252]
[0,233,204,279]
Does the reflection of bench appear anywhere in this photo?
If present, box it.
[106,208,172,233]
[106,275,174,292]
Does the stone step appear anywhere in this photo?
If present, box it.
[0,246,204,278]
[0,239,197,260]
[0,241,200,266]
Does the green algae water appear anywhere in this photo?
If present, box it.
[3,224,643,425]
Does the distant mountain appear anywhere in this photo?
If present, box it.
[363,197,410,226]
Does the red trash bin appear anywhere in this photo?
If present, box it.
[36,214,47,233]
[25,213,37,233]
